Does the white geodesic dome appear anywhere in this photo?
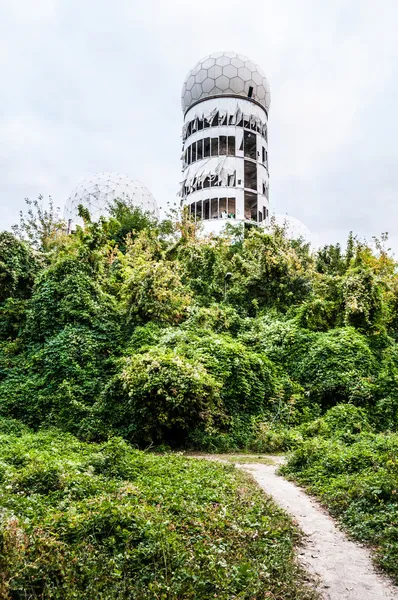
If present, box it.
[273,214,312,244]
[181,51,271,114]
[64,172,159,227]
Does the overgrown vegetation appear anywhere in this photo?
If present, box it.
[281,411,398,582]
[1,197,398,589]
[0,427,316,599]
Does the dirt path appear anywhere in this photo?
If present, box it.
[240,461,398,600]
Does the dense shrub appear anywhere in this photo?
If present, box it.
[98,348,223,445]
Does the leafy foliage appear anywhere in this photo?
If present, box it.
[0,430,316,599]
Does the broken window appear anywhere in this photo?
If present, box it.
[196,201,202,220]
[244,160,257,191]
[219,197,227,218]
[210,111,219,126]
[203,199,210,220]
[262,146,265,163]
[227,136,235,156]
[239,137,244,152]
[197,139,203,160]
[204,137,211,157]
[198,119,204,131]
[236,114,243,127]
[244,131,256,160]
[211,137,218,156]
[227,197,236,218]
[190,202,196,219]
[244,117,250,129]
[203,177,210,188]
[244,192,258,221]
[262,181,266,195]
[211,197,218,218]
[191,142,197,162]
[219,136,227,155]
[227,172,236,187]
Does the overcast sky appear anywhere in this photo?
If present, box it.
[1,0,397,251]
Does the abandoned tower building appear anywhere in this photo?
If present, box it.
[180,51,271,233]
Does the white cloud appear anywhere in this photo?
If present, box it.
[0,0,397,251]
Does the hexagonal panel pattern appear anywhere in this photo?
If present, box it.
[181,51,270,113]
[64,172,159,227]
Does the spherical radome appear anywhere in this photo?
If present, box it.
[64,172,159,226]
[273,214,312,244]
[181,52,270,114]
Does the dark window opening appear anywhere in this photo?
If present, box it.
[227,197,236,218]
[262,146,265,163]
[244,191,258,221]
[219,135,227,155]
[211,111,219,126]
[227,136,235,156]
[244,131,256,159]
[198,119,204,131]
[203,199,210,220]
[204,137,211,157]
[197,139,203,160]
[211,137,218,157]
[248,86,253,98]
[191,142,197,162]
[244,160,257,191]
[258,210,263,222]
[196,201,202,220]
[211,198,218,219]
[219,197,227,218]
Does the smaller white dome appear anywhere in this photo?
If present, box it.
[64,172,159,227]
[272,214,312,244]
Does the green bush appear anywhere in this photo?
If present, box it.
[98,348,223,446]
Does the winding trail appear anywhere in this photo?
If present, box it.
[240,460,398,600]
